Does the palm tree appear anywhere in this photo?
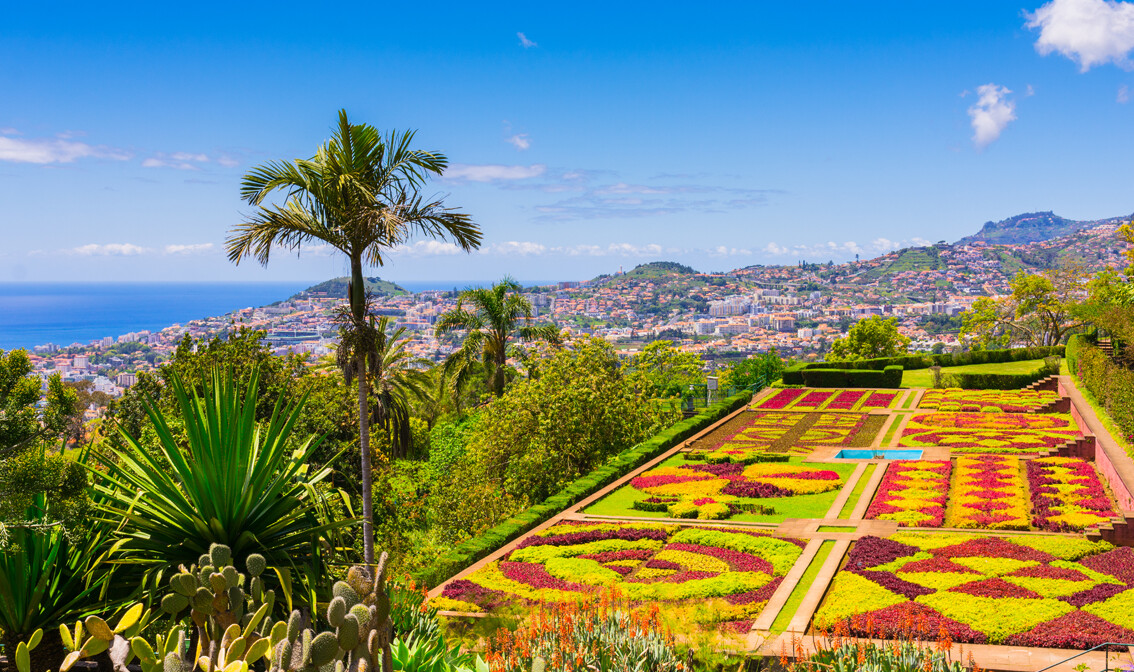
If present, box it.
[434,278,561,398]
[226,110,481,565]
[336,312,430,460]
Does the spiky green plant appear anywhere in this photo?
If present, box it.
[92,365,349,602]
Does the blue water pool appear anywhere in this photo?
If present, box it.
[834,449,924,460]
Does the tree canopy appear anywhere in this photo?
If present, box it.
[828,315,911,361]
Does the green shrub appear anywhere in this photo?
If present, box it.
[802,346,1065,372]
[799,366,903,388]
[415,391,754,587]
[1075,341,1134,453]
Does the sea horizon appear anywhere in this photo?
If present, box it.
[0,279,562,351]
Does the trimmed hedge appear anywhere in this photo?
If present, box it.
[800,365,903,389]
[799,346,1066,372]
[1071,340,1134,453]
[1066,334,1090,378]
[941,357,1061,390]
[415,390,754,588]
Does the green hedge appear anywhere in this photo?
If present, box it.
[1066,334,1090,378]
[799,346,1065,372]
[941,357,1060,390]
[1072,341,1134,452]
[415,390,754,588]
[800,365,903,388]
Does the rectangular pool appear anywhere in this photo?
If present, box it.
[835,449,924,460]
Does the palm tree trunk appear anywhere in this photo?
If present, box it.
[351,258,375,567]
[358,349,374,566]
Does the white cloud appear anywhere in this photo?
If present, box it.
[518,32,537,48]
[759,237,932,260]
[143,152,211,170]
[1120,84,1131,101]
[217,155,239,167]
[0,128,17,135]
[967,84,1017,149]
[709,246,753,257]
[68,243,149,256]
[1027,0,1134,71]
[163,243,215,255]
[763,242,789,255]
[0,136,131,164]
[505,134,531,150]
[487,241,547,256]
[444,163,546,182]
[393,240,463,256]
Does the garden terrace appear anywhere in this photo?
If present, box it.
[430,376,1134,669]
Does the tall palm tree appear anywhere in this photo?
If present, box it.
[226,110,481,565]
[434,278,561,398]
[336,313,431,460]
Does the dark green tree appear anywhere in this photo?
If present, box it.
[226,110,481,565]
[434,278,561,398]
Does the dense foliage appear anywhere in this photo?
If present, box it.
[828,315,911,361]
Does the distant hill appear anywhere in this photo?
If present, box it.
[291,276,407,300]
[956,211,1123,245]
[590,261,699,286]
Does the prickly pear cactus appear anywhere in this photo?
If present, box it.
[269,552,395,672]
[159,543,277,672]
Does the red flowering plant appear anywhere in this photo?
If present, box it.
[1027,456,1117,531]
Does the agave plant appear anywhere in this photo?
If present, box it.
[92,365,350,604]
[0,501,117,672]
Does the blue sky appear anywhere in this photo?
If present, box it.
[2,0,1133,284]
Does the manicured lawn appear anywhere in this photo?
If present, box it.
[838,463,876,518]
[583,455,857,524]
[901,358,1059,389]
[770,540,834,634]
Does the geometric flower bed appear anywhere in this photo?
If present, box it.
[756,388,898,411]
[947,455,1030,530]
[865,460,951,527]
[435,521,808,633]
[688,411,884,463]
[628,462,845,520]
[918,388,1062,413]
[815,533,1134,648]
[1028,457,1117,532]
[899,412,1081,454]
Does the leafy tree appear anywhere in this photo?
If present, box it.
[61,380,113,446]
[828,315,911,361]
[461,336,679,502]
[719,349,784,389]
[434,278,561,398]
[962,267,1089,348]
[227,109,481,565]
[0,350,84,538]
[623,340,704,398]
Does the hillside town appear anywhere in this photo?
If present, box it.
[24,219,1130,401]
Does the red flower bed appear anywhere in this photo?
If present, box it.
[1011,564,1091,581]
[861,391,898,409]
[1059,583,1128,608]
[501,561,590,591]
[665,542,775,573]
[579,549,655,562]
[932,537,1054,562]
[794,390,835,409]
[1028,457,1116,531]
[844,536,920,569]
[826,390,867,410]
[865,460,950,527]
[850,570,935,599]
[1080,546,1134,584]
[1006,611,1134,650]
[724,576,783,604]
[846,602,988,644]
[517,527,669,549]
[758,388,806,410]
[950,577,1040,599]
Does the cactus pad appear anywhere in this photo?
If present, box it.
[245,553,266,577]
[209,544,232,568]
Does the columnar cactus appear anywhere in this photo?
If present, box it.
[269,552,394,672]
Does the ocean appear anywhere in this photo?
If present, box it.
[0,282,309,351]
[0,279,562,351]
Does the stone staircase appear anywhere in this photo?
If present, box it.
[1085,510,1134,546]
[1023,375,1060,393]
[1031,433,1096,461]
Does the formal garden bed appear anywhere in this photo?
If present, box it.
[755,388,899,412]
[584,455,858,523]
[918,388,1062,413]
[898,411,1081,454]
[686,410,886,463]
[814,533,1134,649]
[865,456,1117,531]
[434,521,808,635]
